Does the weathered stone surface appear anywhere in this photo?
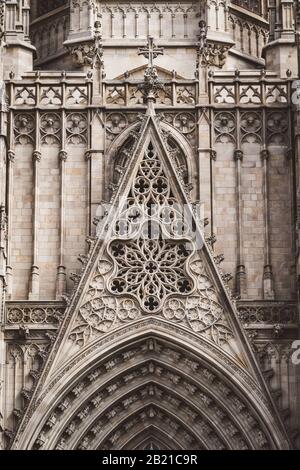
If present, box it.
[0,0,299,451]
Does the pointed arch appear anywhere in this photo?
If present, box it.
[11,329,290,450]
[124,427,177,450]
[105,118,196,197]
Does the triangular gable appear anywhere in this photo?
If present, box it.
[114,65,185,81]
[39,116,257,375]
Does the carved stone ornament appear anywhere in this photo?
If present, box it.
[197,20,231,69]
[139,66,165,101]
[69,140,233,347]
[68,21,103,68]
[138,37,165,101]
[0,204,8,246]
[198,42,231,69]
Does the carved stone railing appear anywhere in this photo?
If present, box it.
[237,300,298,326]
[237,301,299,341]
[104,78,198,107]
[7,69,294,108]
[7,72,91,108]
[6,72,198,109]
[209,70,291,107]
[5,301,66,327]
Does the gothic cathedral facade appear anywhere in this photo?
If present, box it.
[0,0,299,450]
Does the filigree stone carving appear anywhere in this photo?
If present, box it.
[266,111,289,145]
[139,66,165,102]
[66,86,88,106]
[237,302,297,325]
[6,305,64,325]
[213,85,235,104]
[108,238,194,313]
[106,86,126,105]
[69,21,103,68]
[156,85,172,105]
[240,111,262,144]
[240,85,262,104]
[176,86,196,104]
[66,112,87,144]
[69,141,233,346]
[158,112,196,150]
[32,337,272,451]
[14,113,35,145]
[106,113,127,135]
[197,20,231,69]
[40,113,61,145]
[265,85,288,104]
[70,42,102,68]
[214,111,236,143]
[40,87,62,106]
[174,112,196,135]
[14,87,36,106]
[198,42,231,69]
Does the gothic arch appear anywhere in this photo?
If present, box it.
[123,427,176,450]
[106,120,196,192]
[12,324,289,450]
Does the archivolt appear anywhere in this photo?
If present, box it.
[20,331,285,450]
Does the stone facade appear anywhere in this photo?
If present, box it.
[0,0,299,450]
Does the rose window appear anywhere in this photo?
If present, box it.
[108,238,194,313]
[107,141,195,313]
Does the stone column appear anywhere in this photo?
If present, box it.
[28,149,41,300]
[234,149,247,297]
[56,149,68,300]
[261,148,275,300]
[5,149,14,298]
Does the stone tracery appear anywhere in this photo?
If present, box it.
[68,135,234,346]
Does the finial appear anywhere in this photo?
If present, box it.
[137,36,165,107]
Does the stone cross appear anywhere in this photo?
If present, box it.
[138,36,164,68]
